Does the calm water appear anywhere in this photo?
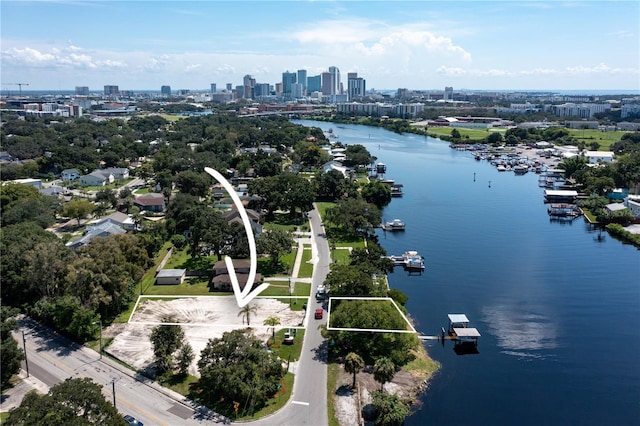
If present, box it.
[293,120,640,426]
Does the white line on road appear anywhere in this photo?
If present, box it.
[291,401,310,406]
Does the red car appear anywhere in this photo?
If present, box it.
[315,308,323,319]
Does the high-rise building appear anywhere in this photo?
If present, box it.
[328,66,341,94]
[291,82,304,99]
[297,69,307,92]
[243,75,256,99]
[75,86,89,96]
[307,75,322,93]
[444,86,454,101]
[282,71,297,99]
[210,83,217,93]
[161,85,171,96]
[347,73,366,101]
[321,72,333,95]
[104,85,119,96]
[226,83,232,91]
[254,83,271,98]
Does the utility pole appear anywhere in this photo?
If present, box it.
[107,377,119,408]
[21,330,30,377]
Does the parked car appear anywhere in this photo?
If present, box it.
[124,415,144,426]
[315,308,323,319]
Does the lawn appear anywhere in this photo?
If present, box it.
[262,212,309,232]
[271,328,306,362]
[145,278,214,296]
[297,247,314,278]
[331,248,351,265]
[566,128,627,151]
[427,126,503,142]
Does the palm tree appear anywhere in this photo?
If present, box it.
[238,304,258,326]
[344,352,364,389]
[373,357,396,391]
[263,316,281,340]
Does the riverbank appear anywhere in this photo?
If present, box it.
[332,346,439,426]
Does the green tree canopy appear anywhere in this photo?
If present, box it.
[150,317,186,375]
[373,357,396,391]
[1,306,24,390]
[196,329,284,415]
[5,377,127,426]
[326,198,381,239]
[371,390,410,426]
[361,180,392,209]
[257,228,293,267]
[63,199,96,225]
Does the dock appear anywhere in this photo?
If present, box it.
[443,313,481,347]
[387,250,425,272]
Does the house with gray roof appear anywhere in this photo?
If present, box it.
[65,221,126,249]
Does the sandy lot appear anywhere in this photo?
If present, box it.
[106,296,306,376]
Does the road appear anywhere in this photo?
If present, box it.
[13,316,225,425]
[251,204,331,426]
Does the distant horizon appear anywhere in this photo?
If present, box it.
[9,88,640,97]
[1,1,638,91]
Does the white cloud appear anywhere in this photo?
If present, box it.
[1,45,126,70]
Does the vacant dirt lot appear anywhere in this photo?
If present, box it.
[106,296,305,376]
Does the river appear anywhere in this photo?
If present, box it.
[292,120,640,426]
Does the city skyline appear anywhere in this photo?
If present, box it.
[1,1,638,92]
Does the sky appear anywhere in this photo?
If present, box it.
[1,0,639,92]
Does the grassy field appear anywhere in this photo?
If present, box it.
[427,126,504,142]
[566,128,626,151]
[297,247,314,278]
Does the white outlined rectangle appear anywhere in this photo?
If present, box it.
[326,296,417,334]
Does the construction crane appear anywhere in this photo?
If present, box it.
[1,83,29,97]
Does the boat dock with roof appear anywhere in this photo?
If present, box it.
[442,314,481,347]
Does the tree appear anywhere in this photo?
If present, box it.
[373,357,396,391]
[263,316,281,340]
[361,180,392,209]
[150,317,186,375]
[557,155,588,179]
[176,343,195,376]
[344,352,365,389]
[324,264,386,297]
[237,304,258,326]
[257,228,293,267]
[188,205,230,259]
[197,329,284,415]
[486,131,503,145]
[62,199,96,225]
[1,306,24,390]
[175,170,212,197]
[326,198,381,239]
[343,144,374,168]
[371,390,410,426]
[5,377,127,425]
[451,128,461,139]
[95,188,117,208]
[315,170,356,201]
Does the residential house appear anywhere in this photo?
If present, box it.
[89,211,136,231]
[222,207,262,235]
[61,168,80,182]
[101,167,129,180]
[605,202,630,218]
[80,170,113,186]
[211,259,262,291]
[322,160,349,178]
[134,193,166,212]
[65,222,126,249]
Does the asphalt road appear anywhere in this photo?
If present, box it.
[251,204,331,426]
[14,316,224,425]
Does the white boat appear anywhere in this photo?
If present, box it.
[382,219,405,231]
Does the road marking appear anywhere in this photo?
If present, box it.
[291,400,310,406]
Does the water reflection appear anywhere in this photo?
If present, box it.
[482,305,557,359]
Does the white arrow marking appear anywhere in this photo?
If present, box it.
[204,167,270,308]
